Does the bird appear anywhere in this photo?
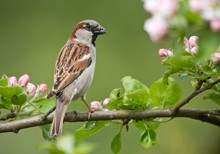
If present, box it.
[47,20,106,136]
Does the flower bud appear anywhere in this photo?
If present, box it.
[190,46,199,55]
[8,76,17,86]
[158,48,173,58]
[89,101,102,112]
[38,83,47,93]
[184,36,199,55]
[188,36,199,47]
[210,53,220,64]
[102,98,110,108]
[25,83,36,95]
[18,74,30,87]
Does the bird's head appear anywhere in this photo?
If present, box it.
[70,20,106,45]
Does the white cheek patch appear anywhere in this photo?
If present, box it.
[79,53,91,62]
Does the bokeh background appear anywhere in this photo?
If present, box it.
[0,0,219,154]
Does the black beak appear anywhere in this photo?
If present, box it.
[93,25,106,35]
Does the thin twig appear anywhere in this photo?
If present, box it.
[171,78,220,113]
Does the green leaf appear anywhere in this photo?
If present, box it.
[11,93,27,106]
[111,132,122,154]
[203,92,220,106]
[149,77,181,108]
[32,98,55,113]
[108,76,149,110]
[74,121,109,144]
[0,96,12,109]
[163,54,196,71]
[56,134,74,154]
[107,88,123,110]
[0,86,23,98]
[121,76,148,93]
[85,121,96,130]
[178,73,188,80]
[41,125,51,140]
[140,128,158,148]
[134,121,160,131]
[0,74,8,87]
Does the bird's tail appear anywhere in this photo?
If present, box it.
[49,99,68,137]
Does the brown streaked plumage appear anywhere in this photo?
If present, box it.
[47,20,106,136]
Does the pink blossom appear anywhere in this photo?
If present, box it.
[210,53,220,64]
[210,19,220,31]
[143,0,178,18]
[25,83,36,95]
[8,76,17,86]
[144,17,169,42]
[188,36,199,47]
[102,98,110,108]
[18,74,30,87]
[184,36,199,55]
[189,0,205,12]
[158,48,173,58]
[38,83,47,93]
[89,101,102,112]
[190,46,199,55]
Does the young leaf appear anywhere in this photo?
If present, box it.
[163,54,196,71]
[108,76,149,110]
[0,86,23,98]
[32,98,55,113]
[121,76,148,93]
[111,132,122,154]
[134,120,160,131]
[149,77,181,108]
[108,88,123,110]
[56,134,74,154]
[85,121,96,130]
[11,93,27,106]
[203,92,220,106]
[140,128,158,148]
[123,88,149,110]
[41,125,51,140]
[0,96,12,109]
[0,74,8,87]
[74,121,109,144]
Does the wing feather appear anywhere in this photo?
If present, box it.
[53,42,92,93]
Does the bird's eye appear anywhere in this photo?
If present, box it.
[85,24,91,30]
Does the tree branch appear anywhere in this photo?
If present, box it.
[0,108,219,133]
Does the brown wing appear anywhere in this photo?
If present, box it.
[52,42,92,93]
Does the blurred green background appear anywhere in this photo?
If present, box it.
[0,0,219,154]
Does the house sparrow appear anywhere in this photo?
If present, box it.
[47,20,106,136]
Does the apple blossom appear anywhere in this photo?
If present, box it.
[102,98,110,108]
[144,17,169,43]
[25,83,36,95]
[184,36,199,55]
[143,0,178,18]
[158,48,173,58]
[38,83,47,93]
[210,53,220,64]
[90,101,102,112]
[189,0,205,12]
[18,74,30,87]
[8,76,17,86]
